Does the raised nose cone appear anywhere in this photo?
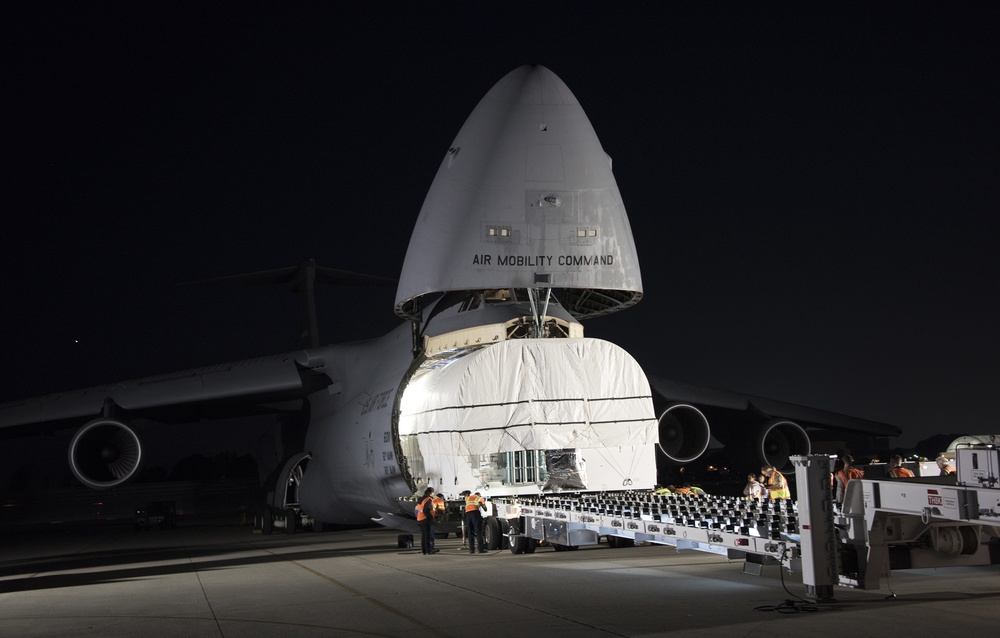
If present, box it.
[395,65,642,320]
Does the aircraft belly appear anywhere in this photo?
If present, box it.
[398,337,658,495]
[299,343,414,525]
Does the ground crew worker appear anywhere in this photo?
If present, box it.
[888,455,914,478]
[416,487,437,554]
[687,483,706,497]
[834,455,864,505]
[743,474,764,500]
[936,455,955,476]
[464,490,487,554]
[430,492,446,551]
[762,465,790,499]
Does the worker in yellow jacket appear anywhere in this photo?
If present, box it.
[762,465,790,499]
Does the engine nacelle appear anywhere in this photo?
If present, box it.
[756,419,810,470]
[68,418,143,489]
[656,404,711,463]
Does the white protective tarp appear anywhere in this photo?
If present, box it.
[398,338,657,483]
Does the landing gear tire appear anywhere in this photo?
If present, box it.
[283,509,296,535]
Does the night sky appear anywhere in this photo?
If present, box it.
[2,3,998,483]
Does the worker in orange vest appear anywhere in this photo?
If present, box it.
[888,455,914,478]
[430,492,446,552]
[835,455,864,505]
[463,490,487,554]
[416,487,438,554]
[936,455,955,476]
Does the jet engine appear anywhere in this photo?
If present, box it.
[656,404,711,463]
[755,419,810,470]
[68,418,142,489]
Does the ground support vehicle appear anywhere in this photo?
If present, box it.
[493,449,1000,598]
[134,500,177,531]
[837,445,1000,591]
[493,490,801,572]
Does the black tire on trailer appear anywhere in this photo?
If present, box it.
[508,519,529,554]
[498,518,511,549]
[483,515,502,550]
[261,506,273,535]
[607,535,634,548]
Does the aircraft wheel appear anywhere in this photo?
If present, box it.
[283,509,296,534]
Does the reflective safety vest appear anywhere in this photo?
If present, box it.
[465,494,485,513]
[837,467,863,489]
[432,496,446,515]
[767,471,791,499]
[890,466,914,478]
[416,496,433,522]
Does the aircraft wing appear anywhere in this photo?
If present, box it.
[647,375,901,468]
[0,350,334,434]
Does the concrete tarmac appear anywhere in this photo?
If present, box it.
[2,520,998,637]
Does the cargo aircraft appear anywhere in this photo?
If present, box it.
[0,66,898,536]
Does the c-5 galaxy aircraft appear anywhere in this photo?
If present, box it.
[0,66,898,533]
